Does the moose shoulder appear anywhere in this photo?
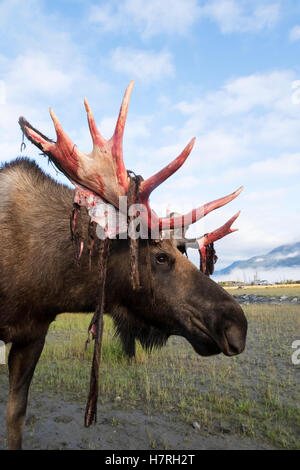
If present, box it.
[0,82,247,450]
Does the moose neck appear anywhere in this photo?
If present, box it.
[0,160,129,326]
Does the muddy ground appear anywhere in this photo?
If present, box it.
[0,393,272,450]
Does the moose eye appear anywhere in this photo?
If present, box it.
[156,253,169,264]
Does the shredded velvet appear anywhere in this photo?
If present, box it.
[81,173,149,426]
[199,241,218,276]
[127,173,144,291]
[84,237,110,427]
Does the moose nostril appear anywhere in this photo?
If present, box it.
[224,324,246,355]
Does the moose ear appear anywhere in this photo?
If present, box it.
[18,117,54,153]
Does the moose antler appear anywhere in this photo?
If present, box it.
[165,210,240,275]
[139,163,242,231]
[19,81,243,233]
[19,82,133,207]
[177,211,240,250]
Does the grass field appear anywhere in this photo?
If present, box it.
[0,303,299,449]
[225,285,300,297]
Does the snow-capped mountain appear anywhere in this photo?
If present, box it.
[213,242,300,283]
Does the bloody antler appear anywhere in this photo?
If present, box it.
[164,187,242,230]
[197,212,240,275]
[169,211,240,275]
[139,138,196,201]
[141,179,242,231]
[19,82,133,207]
[181,211,240,249]
[19,81,243,233]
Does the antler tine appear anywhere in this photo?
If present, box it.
[84,98,106,147]
[175,211,240,248]
[114,80,134,140]
[49,108,75,148]
[49,108,77,155]
[159,186,243,230]
[19,111,80,185]
[19,116,53,151]
[47,108,81,178]
[111,80,134,190]
[197,211,240,247]
[113,80,134,154]
[139,138,196,201]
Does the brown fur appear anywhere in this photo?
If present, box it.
[0,158,247,449]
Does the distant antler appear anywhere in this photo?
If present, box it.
[168,211,240,275]
[19,81,243,233]
[181,211,240,250]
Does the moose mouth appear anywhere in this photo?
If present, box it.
[192,319,244,357]
[189,318,222,356]
[190,331,221,356]
[181,308,241,357]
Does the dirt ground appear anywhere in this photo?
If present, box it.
[0,393,272,450]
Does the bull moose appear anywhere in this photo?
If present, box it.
[0,81,247,449]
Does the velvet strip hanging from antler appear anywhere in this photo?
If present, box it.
[70,203,86,264]
[199,241,218,276]
[84,237,110,427]
[127,173,143,291]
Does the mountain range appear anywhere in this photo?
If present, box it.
[213,242,300,283]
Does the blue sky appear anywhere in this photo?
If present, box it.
[0,0,300,272]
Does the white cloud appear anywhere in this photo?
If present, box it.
[89,0,200,37]
[0,80,6,105]
[176,71,294,119]
[7,52,72,97]
[219,153,300,183]
[289,25,300,41]
[274,251,299,260]
[122,68,300,271]
[291,80,300,105]
[90,0,280,37]
[200,0,280,34]
[88,3,117,31]
[123,0,199,37]
[214,267,300,283]
[192,131,247,165]
[163,175,201,191]
[211,213,287,269]
[244,188,288,202]
[109,48,174,83]
[175,70,300,173]
[91,114,152,142]
[0,0,111,173]
[155,68,300,271]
